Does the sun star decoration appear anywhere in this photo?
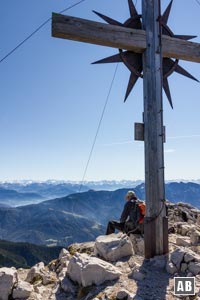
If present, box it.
[92,0,198,108]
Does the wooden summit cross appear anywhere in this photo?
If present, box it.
[52,0,199,258]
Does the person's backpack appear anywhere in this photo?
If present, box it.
[125,200,146,235]
[137,200,146,224]
[129,199,146,225]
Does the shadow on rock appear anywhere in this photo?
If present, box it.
[132,256,173,300]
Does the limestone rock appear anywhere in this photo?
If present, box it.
[180,263,188,273]
[94,233,133,262]
[184,250,200,263]
[116,289,135,300]
[25,262,45,283]
[56,249,71,274]
[166,261,177,274]
[42,271,57,285]
[0,267,18,300]
[33,284,56,300]
[188,262,200,275]
[68,241,95,255]
[116,290,129,300]
[150,255,167,269]
[176,223,196,236]
[59,248,71,260]
[25,262,56,286]
[12,280,33,299]
[128,258,140,270]
[58,267,68,281]
[197,215,200,226]
[17,268,29,282]
[129,234,144,256]
[67,252,121,287]
[60,277,76,294]
[131,271,145,281]
[181,224,193,236]
[170,248,185,270]
[190,230,200,245]
[176,236,191,247]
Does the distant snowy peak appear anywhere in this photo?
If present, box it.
[0,180,67,185]
[0,179,143,190]
[1,179,200,184]
[0,179,200,193]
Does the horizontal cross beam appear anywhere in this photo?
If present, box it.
[52,13,200,63]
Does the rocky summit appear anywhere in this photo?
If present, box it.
[1,202,200,300]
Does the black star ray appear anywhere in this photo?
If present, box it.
[163,79,173,109]
[125,73,140,102]
[92,53,122,65]
[173,35,197,40]
[92,0,198,108]
[92,11,122,26]
[162,0,173,25]
[175,65,199,82]
[128,0,138,18]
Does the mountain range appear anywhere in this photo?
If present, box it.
[0,180,141,206]
[0,182,200,247]
[1,179,200,207]
[0,239,62,268]
[0,187,43,207]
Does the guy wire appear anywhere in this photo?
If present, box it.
[0,0,87,64]
[78,64,119,193]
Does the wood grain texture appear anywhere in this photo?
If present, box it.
[52,13,200,63]
[142,0,168,257]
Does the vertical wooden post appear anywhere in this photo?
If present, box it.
[142,0,168,258]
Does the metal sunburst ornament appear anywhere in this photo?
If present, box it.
[92,0,198,108]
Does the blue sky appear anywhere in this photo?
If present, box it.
[0,0,200,181]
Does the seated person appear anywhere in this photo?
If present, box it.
[106,190,141,235]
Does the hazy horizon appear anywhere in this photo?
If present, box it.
[0,178,200,183]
